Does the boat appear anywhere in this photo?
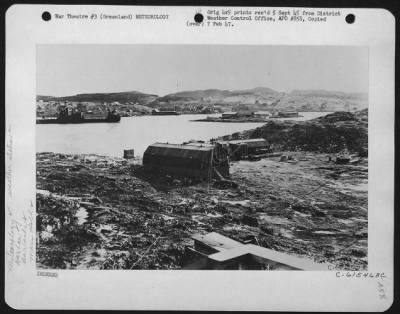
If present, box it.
[151,109,180,116]
[270,111,300,118]
[36,107,121,124]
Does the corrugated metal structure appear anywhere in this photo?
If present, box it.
[143,143,229,179]
[218,138,269,160]
[227,138,269,148]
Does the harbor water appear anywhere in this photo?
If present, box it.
[36,112,331,157]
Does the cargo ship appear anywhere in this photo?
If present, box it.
[36,107,121,124]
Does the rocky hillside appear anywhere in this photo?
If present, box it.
[145,88,368,112]
[277,90,368,112]
[155,87,280,104]
[37,88,368,113]
[226,109,368,156]
[37,91,159,105]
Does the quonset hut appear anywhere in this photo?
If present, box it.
[143,142,229,180]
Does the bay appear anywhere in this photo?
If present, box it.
[36,112,331,157]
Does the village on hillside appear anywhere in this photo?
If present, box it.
[36,88,368,120]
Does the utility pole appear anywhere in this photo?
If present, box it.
[208,145,214,194]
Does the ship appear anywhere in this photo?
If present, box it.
[151,109,180,116]
[36,105,121,124]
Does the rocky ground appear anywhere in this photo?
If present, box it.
[192,116,275,123]
[36,150,368,270]
[224,110,368,156]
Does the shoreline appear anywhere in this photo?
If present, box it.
[191,115,305,123]
[191,118,268,123]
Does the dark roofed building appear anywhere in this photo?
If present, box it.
[227,138,269,148]
[143,143,229,179]
[218,138,270,160]
[221,112,238,119]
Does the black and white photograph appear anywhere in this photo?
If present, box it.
[5,5,395,311]
[35,44,369,271]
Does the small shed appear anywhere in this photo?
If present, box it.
[123,149,135,159]
[143,143,229,179]
[223,138,269,159]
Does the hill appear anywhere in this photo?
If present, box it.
[152,88,367,112]
[277,90,368,112]
[37,88,368,113]
[36,91,159,105]
[223,109,368,156]
[154,87,281,105]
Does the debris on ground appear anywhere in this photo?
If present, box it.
[36,150,367,270]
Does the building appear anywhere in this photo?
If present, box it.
[254,111,271,119]
[275,111,299,118]
[236,110,255,118]
[143,142,229,179]
[233,104,250,111]
[123,149,135,159]
[183,232,331,270]
[219,138,270,160]
[221,112,238,119]
[76,103,87,112]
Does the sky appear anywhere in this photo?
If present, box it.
[37,45,368,97]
